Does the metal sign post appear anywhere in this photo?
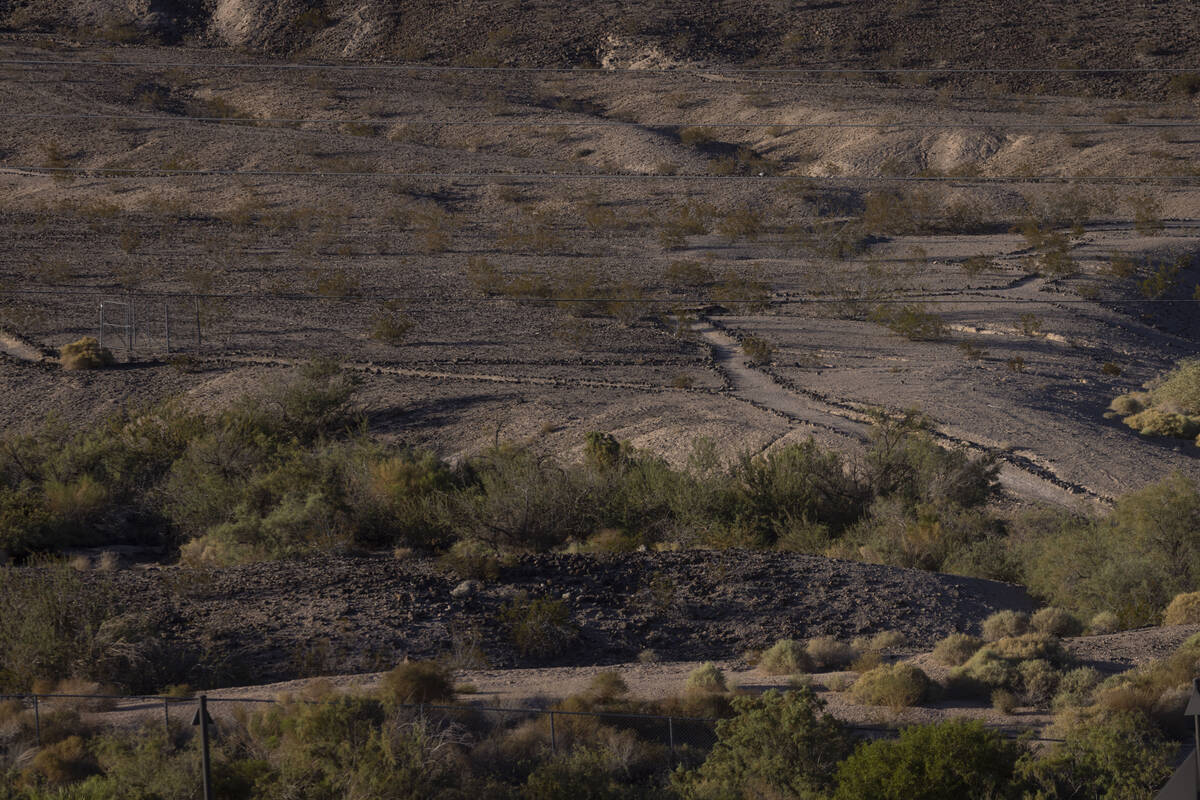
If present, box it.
[1154,678,1200,799]
[192,695,215,800]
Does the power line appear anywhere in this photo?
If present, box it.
[2,287,1195,304]
[5,112,1200,129]
[4,165,1200,183]
[2,58,1199,74]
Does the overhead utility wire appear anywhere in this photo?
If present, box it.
[1,58,1199,73]
[4,165,1200,183]
[3,287,1198,304]
[3,112,1200,129]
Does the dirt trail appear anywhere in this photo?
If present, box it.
[694,320,1099,507]
[0,329,45,362]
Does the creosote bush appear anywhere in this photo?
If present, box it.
[1030,606,1082,637]
[500,593,577,659]
[806,636,856,671]
[685,662,727,694]
[759,639,811,675]
[932,633,983,666]
[981,610,1029,641]
[849,662,929,711]
[1163,591,1200,625]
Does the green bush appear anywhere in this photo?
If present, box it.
[1017,711,1172,799]
[1030,607,1082,637]
[1015,473,1200,627]
[1088,611,1120,634]
[1052,667,1103,710]
[806,636,856,671]
[685,662,727,694]
[759,639,812,675]
[932,633,983,666]
[0,562,116,691]
[833,720,1026,800]
[849,663,929,711]
[500,593,577,659]
[1124,408,1200,438]
[1163,590,1200,625]
[674,689,854,800]
[981,610,1029,641]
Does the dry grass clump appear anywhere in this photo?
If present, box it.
[1088,611,1120,635]
[849,663,929,711]
[1031,607,1082,637]
[378,660,454,705]
[685,662,727,694]
[981,610,1029,641]
[59,337,114,370]
[759,639,812,675]
[1123,408,1200,438]
[932,633,983,666]
[806,636,856,671]
[1163,591,1200,625]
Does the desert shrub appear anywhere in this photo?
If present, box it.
[1052,667,1103,710]
[587,671,629,702]
[452,444,595,551]
[500,593,577,659]
[1109,392,1147,415]
[759,639,812,675]
[1030,607,1082,637]
[866,630,907,651]
[740,335,773,364]
[806,637,856,671]
[664,259,713,288]
[0,562,117,691]
[523,747,646,800]
[685,662,727,694]
[1089,609,1123,633]
[869,304,946,341]
[20,734,97,786]
[953,635,1068,695]
[439,539,500,580]
[932,633,983,666]
[1015,473,1200,627]
[368,301,412,345]
[378,660,454,705]
[1148,359,1200,415]
[849,663,929,711]
[992,689,1017,714]
[982,610,1029,641]
[1163,590,1200,625]
[59,337,114,370]
[1017,710,1173,799]
[1123,408,1200,438]
[673,689,854,800]
[1017,659,1060,706]
[833,720,1026,800]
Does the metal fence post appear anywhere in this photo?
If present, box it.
[164,698,170,735]
[198,696,213,800]
[549,710,557,753]
[32,695,40,746]
[668,716,675,756]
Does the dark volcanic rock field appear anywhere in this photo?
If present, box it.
[98,550,1033,687]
